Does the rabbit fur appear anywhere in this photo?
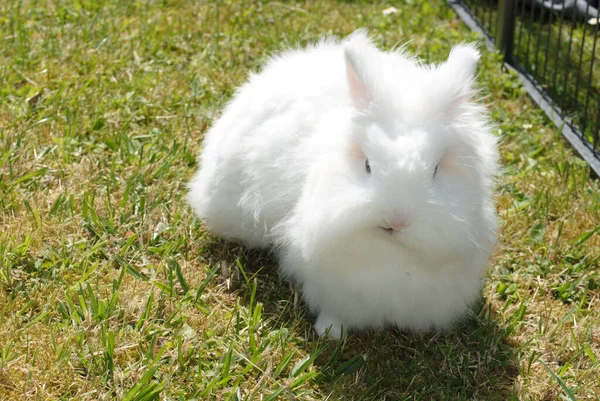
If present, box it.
[188,30,499,339]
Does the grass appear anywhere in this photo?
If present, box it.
[0,0,599,400]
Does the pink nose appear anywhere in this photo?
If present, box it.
[387,218,407,231]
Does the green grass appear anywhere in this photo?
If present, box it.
[1,1,599,400]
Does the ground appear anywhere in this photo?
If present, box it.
[1,1,599,400]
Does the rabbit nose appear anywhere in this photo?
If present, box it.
[386,217,408,232]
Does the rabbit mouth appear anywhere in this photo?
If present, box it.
[380,227,395,234]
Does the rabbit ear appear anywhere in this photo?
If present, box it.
[344,30,374,109]
[437,43,480,116]
[345,49,368,109]
[445,43,480,80]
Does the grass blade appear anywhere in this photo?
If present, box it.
[540,360,577,401]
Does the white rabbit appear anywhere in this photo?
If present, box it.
[188,30,499,339]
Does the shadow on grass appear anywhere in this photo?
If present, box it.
[200,239,520,401]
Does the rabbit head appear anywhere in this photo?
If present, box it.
[280,33,498,266]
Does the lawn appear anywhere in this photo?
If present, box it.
[1,1,599,400]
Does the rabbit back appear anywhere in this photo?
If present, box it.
[187,39,352,247]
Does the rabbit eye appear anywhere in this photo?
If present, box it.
[365,158,371,174]
[433,163,439,178]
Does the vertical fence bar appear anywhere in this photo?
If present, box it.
[541,4,554,82]
[515,0,528,61]
[562,4,579,112]
[571,3,591,124]
[525,1,537,69]
[582,22,598,145]
[488,0,495,37]
[533,0,548,76]
[496,0,516,63]
[552,1,567,96]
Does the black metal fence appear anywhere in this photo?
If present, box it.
[449,0,600,175]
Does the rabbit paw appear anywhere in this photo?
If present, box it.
[314,313,345,340]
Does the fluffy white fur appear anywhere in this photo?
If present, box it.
[188,30,499,339]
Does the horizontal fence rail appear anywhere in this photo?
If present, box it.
[449,0,600,176]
